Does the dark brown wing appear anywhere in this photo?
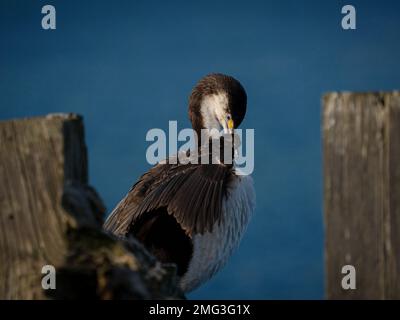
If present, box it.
[102,164,167,236]
[103,162,233,237]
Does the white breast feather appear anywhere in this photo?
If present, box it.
[179,173,255,292]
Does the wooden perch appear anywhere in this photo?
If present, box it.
[0,114,183,299]
[323,92,400,299]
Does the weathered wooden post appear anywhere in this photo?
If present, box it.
[323,92,400,299]
[0,114,182,299]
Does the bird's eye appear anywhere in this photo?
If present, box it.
[227,115,231,120]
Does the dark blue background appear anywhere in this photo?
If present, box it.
[1,0,400,299]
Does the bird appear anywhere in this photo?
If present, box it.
[104,73,255,293]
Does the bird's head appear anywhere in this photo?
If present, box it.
[188,73,247,138]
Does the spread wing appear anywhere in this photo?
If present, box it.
[103,162,233,237]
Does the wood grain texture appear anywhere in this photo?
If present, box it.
[0,114,86,299]
[323,91,400,299]
[0,114,183,300]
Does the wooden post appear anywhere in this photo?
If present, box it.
[0,114,182,299]
[323,92,400,299]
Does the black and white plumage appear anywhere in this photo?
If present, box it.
[104,74,255,292]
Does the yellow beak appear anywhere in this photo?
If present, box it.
[228,119,234,130]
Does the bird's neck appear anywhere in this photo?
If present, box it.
[193,133,235,167]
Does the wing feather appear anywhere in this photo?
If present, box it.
[103,162,233,237]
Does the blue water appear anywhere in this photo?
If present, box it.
[1,0,400,299]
